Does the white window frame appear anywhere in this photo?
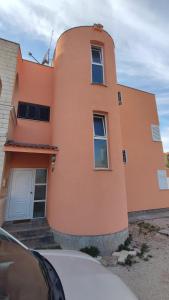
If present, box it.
[93,113,109,169]
[91,45,105,84]
[33,168,48,219]
[151,124,161,142]
[157,170,169,190]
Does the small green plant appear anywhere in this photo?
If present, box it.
[80,246,100,257]
[118,234,133,251]
[138,243,149,258]
[125,255,133,266]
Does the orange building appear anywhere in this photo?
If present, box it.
[0,24,169,254]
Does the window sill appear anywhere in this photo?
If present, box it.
[17,117,50,123]
[91,83,107,87]
[94,168,112,171]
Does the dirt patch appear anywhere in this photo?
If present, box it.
[108,218,169,300]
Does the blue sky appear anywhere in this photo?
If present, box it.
[0,0,169,151]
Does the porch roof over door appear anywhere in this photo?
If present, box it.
[3,140,58,155]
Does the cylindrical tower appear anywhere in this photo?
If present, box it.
[48,25,128,254]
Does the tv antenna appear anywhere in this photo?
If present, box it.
[42,30,54,65]
[28,52,40,64]
[28,30,54,65]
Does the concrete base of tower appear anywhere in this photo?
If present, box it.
[52,228,128,256]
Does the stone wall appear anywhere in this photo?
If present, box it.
[0,38,19,224]
[53,228,128,256]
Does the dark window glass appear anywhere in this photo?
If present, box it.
[122,150,127,163]
[34,185,46,201]
[17,102,50,121]
[33,202,45,218]
[29,104,37,119]
[118,92,122,105]
[39,106,50,121]
[17,102,27,118]
[94,116,105,136]
[92,47,102,63]
[92,64,103,84]
[94,139,108,168]
[35,169,47,184]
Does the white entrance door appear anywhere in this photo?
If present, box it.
[6,169,34,221]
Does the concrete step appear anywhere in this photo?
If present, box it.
[3,218,48,231]
[2,218,60,250]
[10,227,50,239]
[21,232,55,248]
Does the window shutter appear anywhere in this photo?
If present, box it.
[157,170,168,190]
[151,125,161,141]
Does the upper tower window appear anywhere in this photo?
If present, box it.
[91,46,104,84]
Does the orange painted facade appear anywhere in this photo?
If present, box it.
[119,85,169,211]
[1,25,169,251]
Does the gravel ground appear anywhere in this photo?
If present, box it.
[108,218,169,300]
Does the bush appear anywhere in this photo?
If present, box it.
[80,246,100,257]
[118,234,133,251]
[138,243,149,258]
[125,255,133,266]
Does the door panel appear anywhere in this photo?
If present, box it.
[6,169,34,221]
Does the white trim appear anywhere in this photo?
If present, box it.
[91,45,105,84]
[33,168,48,219]
[151,124,161,142]
[93,113,109,169]
[157,170,169,190]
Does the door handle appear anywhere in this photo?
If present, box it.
[30,192,33,194]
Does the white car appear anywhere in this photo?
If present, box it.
[0,228,137,300]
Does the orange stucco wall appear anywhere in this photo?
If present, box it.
[47,26,128,235]
[119,84,169,212]
[10,153,49,168]
[12,60,53,145]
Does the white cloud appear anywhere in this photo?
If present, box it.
[0,0,169,149]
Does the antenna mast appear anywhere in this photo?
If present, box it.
[42,29,54,65]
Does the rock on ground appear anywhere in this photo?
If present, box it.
[108,218,169,300]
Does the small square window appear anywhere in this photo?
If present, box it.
[122,150,128,164]
[118,92,122,105]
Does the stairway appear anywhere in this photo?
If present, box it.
[2,218,61,250]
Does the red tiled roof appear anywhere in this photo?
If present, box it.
[5,140,58,151]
